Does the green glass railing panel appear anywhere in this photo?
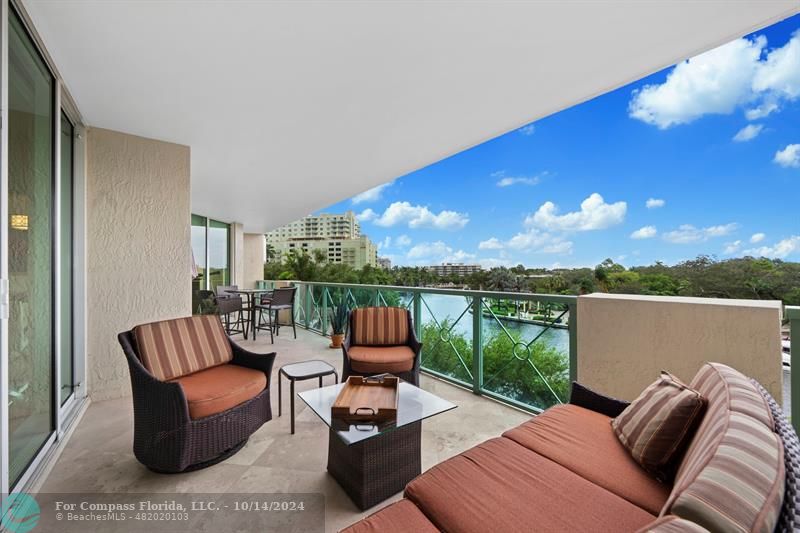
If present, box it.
[480,298,569,409]
[418,294,474,386]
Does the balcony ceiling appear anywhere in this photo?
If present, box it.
[23,0,800,232]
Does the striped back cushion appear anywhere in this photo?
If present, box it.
[351,307,409,346]
[133,315,232,381]
[612,371,705,479]
[662,363,784,533]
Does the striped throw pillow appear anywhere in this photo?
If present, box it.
[133,315,233,381]
[635,516,710,532]
[352,307,410,346]
[612,372,705,479]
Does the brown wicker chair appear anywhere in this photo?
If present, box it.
[118,315,276,473]
[341,307,422,386]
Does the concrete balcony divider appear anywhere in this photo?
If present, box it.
[577,293,783,404]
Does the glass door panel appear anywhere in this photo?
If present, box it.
[60,112,74,405]
[208,219,230,291]
[8,8,55,486]
[191,214,207,312]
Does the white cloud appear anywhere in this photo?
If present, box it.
[351,182,392,204]
[774,144,800,168]
[356,208,377,222]
[662,223,738,244]
[395,234,412,247]
[745,101,778,120]
[732,123,763,142]
[645,198,665,209]
[477,257,512,269]
[744,236,800,258]
[628,36,764,128]
[750,233,766,243]
[406,241,474,263]
[541,241,574,254]
[478,237,504,250]
[378,237,391,250]
[528,193,626,232]
[723,240,742,254]
[493,170,546,187]
[407,241,452,259]
[630,225,657,239]
[518,124,535,136]
[629,31,800,128]
[365,201,469,230]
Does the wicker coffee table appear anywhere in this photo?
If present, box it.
[299,377,456,510]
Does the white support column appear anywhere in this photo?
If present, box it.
[230,222,244,287]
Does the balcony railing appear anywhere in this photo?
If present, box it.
[258,280,577,413]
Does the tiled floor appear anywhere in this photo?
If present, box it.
[39,327,530,532]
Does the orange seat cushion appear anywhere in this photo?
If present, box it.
[405,437,656,533]
[347,345,415,374]
[503,404,671,514]
[341,500,439,533]
[170,364,266,419]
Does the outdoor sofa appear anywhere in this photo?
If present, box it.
[343,362,798,532]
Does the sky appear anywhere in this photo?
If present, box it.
[319,14,800,269]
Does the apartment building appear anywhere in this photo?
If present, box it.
[426,262,483,277]
[265,211,361,242]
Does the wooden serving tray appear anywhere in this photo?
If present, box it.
[331,375,399,422]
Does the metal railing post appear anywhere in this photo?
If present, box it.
[472,295,483,395]
[568,301,578,389]
[321,287,329,336]
[304,283,311,330]
[413,290,422,341]
[787,306,800,432]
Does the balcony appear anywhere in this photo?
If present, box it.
[38,326,529,531]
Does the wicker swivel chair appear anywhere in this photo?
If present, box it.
[342,307,422,386]
[118,315,276,473]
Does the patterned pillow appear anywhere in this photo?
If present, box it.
[351,307,409,346]
[612,371,706,479]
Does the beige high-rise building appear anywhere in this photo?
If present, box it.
[265,212,378,268]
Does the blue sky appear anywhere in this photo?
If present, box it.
[320,14,800,269]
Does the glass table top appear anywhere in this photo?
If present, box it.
[299,379,456,445]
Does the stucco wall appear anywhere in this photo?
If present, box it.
[243,233,265,289]
[577,293,783,402]
[86,128,191,400]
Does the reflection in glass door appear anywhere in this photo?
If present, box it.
[60,112,74,405]
[7,8,56,486]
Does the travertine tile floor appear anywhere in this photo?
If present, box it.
[39,327,529,532]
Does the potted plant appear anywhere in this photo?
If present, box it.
[329,302,349,348]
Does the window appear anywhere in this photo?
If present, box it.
[190,215,230,312]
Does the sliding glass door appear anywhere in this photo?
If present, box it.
[60,112,74,406]
[190,214,231,311]
[7,6,55,486]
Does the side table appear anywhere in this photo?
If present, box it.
[278,360,338,434]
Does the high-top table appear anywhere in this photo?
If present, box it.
[226,288,272,340]
[299,377,456,510]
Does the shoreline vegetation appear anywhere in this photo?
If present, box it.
[264,251,800,305]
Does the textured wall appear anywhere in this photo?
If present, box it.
[243,233,265,289]
[577,293,783,402]
[86,128,191,400]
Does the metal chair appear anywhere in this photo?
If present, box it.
[217,295,247,337]
[254,287,297,343]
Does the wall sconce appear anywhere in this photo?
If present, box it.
[11,215,28,231]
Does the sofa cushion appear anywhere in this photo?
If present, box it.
[503,404,670,514]
[348,345,415,374]
[134,315,232,381]
[663,363,784,533]
[351,307,409,346]
[340,500,439,533]
[635,515,710,532]
[405,437,656,533]
[612,371,705,479]
[170,363,266,419]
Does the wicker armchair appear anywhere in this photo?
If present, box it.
[342,307,422,386]
[118,315,276,473]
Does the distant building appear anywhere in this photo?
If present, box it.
[265,211,378,269]
[426,262,483,277]
[377,257,392,269]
